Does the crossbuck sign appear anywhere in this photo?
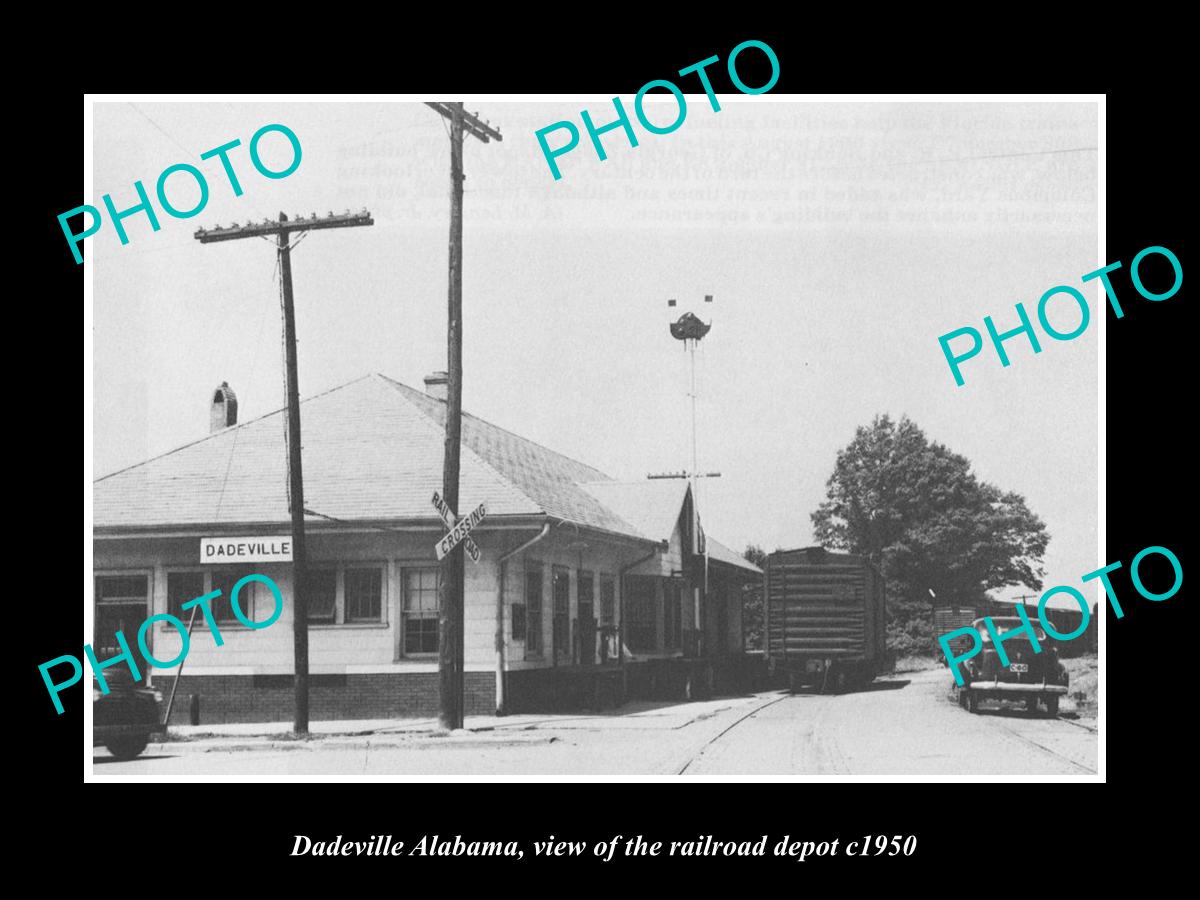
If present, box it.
[432,491,485,563]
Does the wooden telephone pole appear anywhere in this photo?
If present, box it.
[425,102,501,730]
[195,209,373,736]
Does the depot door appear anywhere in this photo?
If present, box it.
[94,574,150,685]
[578,571,596,665]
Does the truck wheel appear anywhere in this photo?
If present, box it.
[1045,696,1059,718]
[966,690,979,714]
[958,689,969,710]
[1025,697,1039,713]
[105,735,149,760]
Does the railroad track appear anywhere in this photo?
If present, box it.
[675,693,793,774]
[1060,717,1098,734]
[674,687,1097,776]
[989,718,1098,774]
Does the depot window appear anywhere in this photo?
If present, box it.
[402,567,439,656]
[309,565,386,626]
[170,564,385,628]
[346,568,383,622]
[167,571,205,620]
[95,574,150,667]
[165,568,266,625]
[309,569,338,623]
[211,567,263,623]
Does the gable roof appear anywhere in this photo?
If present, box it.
[578,480,691,545]
[580,480,761,574]
[705,536,762,575]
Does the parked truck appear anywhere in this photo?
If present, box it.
[765,546,888,692]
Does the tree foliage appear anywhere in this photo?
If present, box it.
[742,544,768,569]
[811,414,1049,656]
[741,544,768,651]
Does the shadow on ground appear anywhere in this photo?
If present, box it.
[93,753,177,764]
[788,679,910,696]
[967,704,1060,720]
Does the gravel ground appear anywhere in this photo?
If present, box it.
[893,655,941,674]
[1061,654,1098,718]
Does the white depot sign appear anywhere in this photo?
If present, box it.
[201,536,293,564]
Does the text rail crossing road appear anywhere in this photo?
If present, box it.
[432,492,484,563]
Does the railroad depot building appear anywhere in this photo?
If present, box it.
[93,373,761,723]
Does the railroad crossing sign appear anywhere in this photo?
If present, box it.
[432,491,484,563]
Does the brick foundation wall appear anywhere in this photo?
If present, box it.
[622,656,757,702]
[505,657,757,713]
[623,659,707,701]
[157,657,759,724]
[505,668,625,713]
[154,672,494,725]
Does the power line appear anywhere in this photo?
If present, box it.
[212,252,274,518]
[212,404,245,521]
[127,103,193,157]
[303,507,437,535]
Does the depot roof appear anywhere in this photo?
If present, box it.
[93,372,756,576]
[580,479,760,576]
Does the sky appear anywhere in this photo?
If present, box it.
[89,98,1098,607]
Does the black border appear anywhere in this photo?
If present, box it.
[25,29,1189,876]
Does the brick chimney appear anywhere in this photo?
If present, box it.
[423,371,449,402]
[210,381,238,432]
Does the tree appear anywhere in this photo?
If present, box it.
[743,544,768,569]
[811,414,1049,656]
[741,544,768,651]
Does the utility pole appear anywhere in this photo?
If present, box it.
[425,102,501,730]
[647,462,723,659]
[667,295,714,658]
[195,209,373,736]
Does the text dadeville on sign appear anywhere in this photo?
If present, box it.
[201,536,292,563]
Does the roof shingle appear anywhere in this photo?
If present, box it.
[95,374,642,536]
[95,373,753,573]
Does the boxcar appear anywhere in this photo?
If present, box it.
[765,546,887,692]
[932,606,979,662]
